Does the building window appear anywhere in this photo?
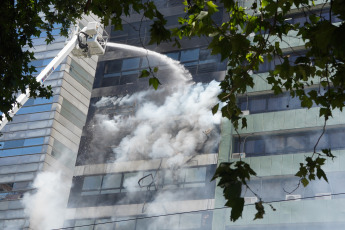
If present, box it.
[0,182,30,201]
[81,166,208,196]
[101,48,226,86]
[233,128,345,157]
[71,212,209,230]
[81,176,103,195]
[237,90,314,114]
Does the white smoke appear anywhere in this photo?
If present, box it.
[22,171,69,230]
[89,80,222,227]
[92,81,221,163]
[19,43,221,229]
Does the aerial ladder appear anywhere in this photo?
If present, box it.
[0,22,108,131]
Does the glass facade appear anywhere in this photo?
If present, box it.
[66,211,212,230]
[66,3,226,229]
[0,17,99,229]
[214,3,345,230]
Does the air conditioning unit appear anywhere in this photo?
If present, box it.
[244,197,258,204]
[315,193,332,200]
[241,110,250,116]
[286,194,301,201]
[232,152,246,159]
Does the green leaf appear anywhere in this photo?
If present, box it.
[295,164,307,178]
[140,69,150,78]
[225,197,244,222]
[241,117,247,129]
[316,168,328,182]
[206,1,219,14]
[149,20,171,45]
[262,0,269,7]
[322,149,336,159]
[153,67,159,73]
[149,77,161,90]
[315,157,326,166]
[301,178,309,187]
[254,201,265,220]
[212,103,219,114]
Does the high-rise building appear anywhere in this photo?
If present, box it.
[0,14,103,229]
[1,1,345,230]
[63,1,228,229]
[213,1,345,230]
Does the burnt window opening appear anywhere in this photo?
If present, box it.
[0,183,13,192]
[80,166,209,196]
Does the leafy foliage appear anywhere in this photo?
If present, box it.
[0,0,171,120]
[5,0,345,223]
[170,0,345,221]
[212,161,257,221]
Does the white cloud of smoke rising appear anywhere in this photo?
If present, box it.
[22,171,70,230]
[20,80,222,230]
[89,81,222,227]
[93,80,222,164]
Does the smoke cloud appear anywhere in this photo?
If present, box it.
[22,171,70,230]
[84,80,222,228]
[92,81,221,163]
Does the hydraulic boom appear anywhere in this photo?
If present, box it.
[0,22,107,131]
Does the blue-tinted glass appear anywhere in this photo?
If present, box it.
[122,70,138,76]
[183,61,198,66]
[199,49,218,64]
[165,52,179,61]
[267,96,287,111]
[39,29,61,37]
[0,146,42,157]
[287,96,300,109]
[21,146,43,155]
[24,137,45,146]
[104,73,121,78]
[257,56,276,73]
[42,58,54,66]
[17,104,52,115]
[33,97,53,105]
[233,139,244,153]
[329,130,344,149]
[23,97,52,107]
[30,59,44,67]
[265,136,285,154]
[30,58,54,68]
[238,98,248,111]
[51,29,60,36]
[180,49,200,62]
[105,60,122,74]
[245,139,264,155]
[39,31,47,37]
[0,142,3,149]
[25,99,35,106]
[122,58,140,71]
[306,132,328,151]
[249,97,266,112]
[3,139,25,149]
[53,23,62,29]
